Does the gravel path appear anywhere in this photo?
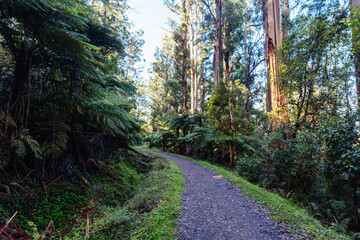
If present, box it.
[152,151,297,240]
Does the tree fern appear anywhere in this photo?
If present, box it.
[0,0,143,177]
[86,96,137,137]
[10,130,42,159]
[42,116,71,159]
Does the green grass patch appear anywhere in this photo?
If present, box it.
[156,150,349,240]
[89,151,184,239]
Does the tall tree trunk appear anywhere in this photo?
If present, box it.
[351,0,360,111]
[224,49,230,81]
[214,0,223,86]
[181,1,189,114]
[182,31,188,114]
[244,25,251,129]
[194,3,199,112]
[7,44,34,129]
[189,6,195,114]
[189,1,198,114]
[263,0,285,129]
[200,60,205,113]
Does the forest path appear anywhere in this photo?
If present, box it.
[151,151,296,240]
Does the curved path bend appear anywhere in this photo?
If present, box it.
[152,151,297,240]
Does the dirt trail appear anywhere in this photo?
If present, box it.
[152,151,297,240]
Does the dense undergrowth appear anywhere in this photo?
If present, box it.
[0,150,183,239]
[90,150,183,239]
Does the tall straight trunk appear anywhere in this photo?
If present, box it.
[263,0,285,129]
[190,1,199,114]
[351,0,360,110]
[200,61,205,113]
[244,26,251,129]
[189,4,195,113]
[224,49,230,81]
[189,1,198,114]
[214,0,223,86]
[198,7,206,114]
[194,3,199,112]
[181,0,189,114]
[243,24,260,129]
[182,27,188,114]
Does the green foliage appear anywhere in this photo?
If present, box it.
[0,151,152,238]
[145,132,163,149]
[86,96,137,137]
[0,0,143,177]
[281,2,351,125]
[0,183,89,231]
[42,116,71,159]
[237,155,265,184]
[320,114,360,180]
[91,154,141,206]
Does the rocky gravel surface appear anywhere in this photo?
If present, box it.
[152,151,298,240]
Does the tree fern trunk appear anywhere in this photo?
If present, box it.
[8,44,33,129]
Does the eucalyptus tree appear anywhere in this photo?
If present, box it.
[165,0,191,114]
[201,0,224,86]
[262,0,287,129]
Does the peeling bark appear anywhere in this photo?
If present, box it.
[263,0,286,129]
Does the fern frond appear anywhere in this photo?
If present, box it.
[85,95,137,137]
[43,116,70,159]
[11,137,27,158]
[23,135,43,159]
